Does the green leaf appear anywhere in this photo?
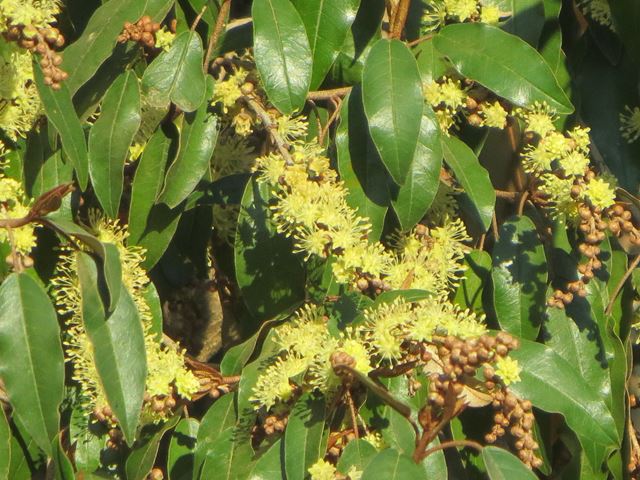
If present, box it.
[77,252,147,444]
[509,338,619,469]
[0,273,64,456]
[234,178,305,319]
[391,109,442,230]
[337,439,377,475]
[126,415,181,480]
[129,125,177,244]
[284,394,328,480]
[252,0,313,114]
[101,243,123,312]
[0,390,11,480]
[497,0,546,46]
[482,446,537,480]
[491,216,547,340]
[23,128,73,199]
[197,427,253,480]
[415,39,450,83]
[137,203,184,270]
[88,70,141,218]
[434,23,573,113]
[62,0,141,94]
[291,0,360,89]
[336,88,390,240]
[168,418,199,480]
[441,135,495,233]
[362,39,423,185]
[194,394,237,475]
[143,283,164,342]
[609,1,640,65]
[141,30,206,112]
[361,449,426,479]
[246,439,283,479]
[454,250,492,313]
[33,63,89,189]
[52,434,75,480]
[220,330,261,376]
[159,79,219,208]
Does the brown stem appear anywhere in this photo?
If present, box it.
[242,96,294,165]
[345,389,360,439]
[390,0,411,39]
[420,439,483,461]
[517,190,530,216]
[190,5,207,32]
[605,253,640,315]
[495,190,521,201]
[204,0,231,72]
[407,34,434,47]
[0,216,33,229]
[307,86,352,101]
[318,96,343,145]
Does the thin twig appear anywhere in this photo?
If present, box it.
[307,87,352,101]
[605,253,640,315]
[190,5,207,32]
[204,0,231,72]
[318,96,343,146]
[491,214,500,240]
[243,96,294,165]
[421,439,484,460]
[345,389,360,439]
[407,34,434,47]
[495,190,521,201]
[390,0,411,39]
[517,190,529,216]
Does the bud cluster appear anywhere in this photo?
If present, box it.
[117,16,162,49]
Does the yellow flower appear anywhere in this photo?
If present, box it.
[308,460,336,480]
[211,68,249,113]
[559,150,589,177]
[620,106,640,143]
[517,102,557,138]
[424,77,467,111]
[480,101,507,129]
[154,27,175,51]
[444,0,478,21]
[495,356,521,385]
[578,0,614,29]
[128,142,146,161]
[480,4,502,23]
[276,114,308,142]
[250,356,304,409]
[584,177,616,210]
[232,108,254,136]
[0,0,60,30]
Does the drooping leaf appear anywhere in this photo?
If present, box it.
[491,216,547,340]
[284,394,328,480]
[126,415,181,480]
[0,408,9,480]
[234,178,305,319]
[141,30,206,112]
[362,39,423,185]
[245,439,283,479]
[61,0,174,94]
[391,108,443,230]
[454,250,492,313]
[291,0,360,89]
[77,253,147,444]
[482,446,537,480]
[336,88,390,240]
[33,63,89,189]
[434,23,573,113]
[497,0,546,46]
[88,70,141,218]
[197,426,253,480]
[509,338,619,469]
[441,135,495,233]
[159,78,219,208]
[136,203,184,270]
[23,128,73,199]
[0,273,64,456]
[193,394,237,476]
[52,434,75,480]
[168,418,199,480]
[252,0,312,114]
[337,439,377,476]
[361,448,426,479]
[129,124,177,244]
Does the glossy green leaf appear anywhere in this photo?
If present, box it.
[159,79,219,208]
[609,1,640,65]
[137,203,184,270]
[142,30,206,112]
[143,283,163,342]
[220,329,262,376]
[392,109,442,230]
[77,252,147,444]
[497,0,546,46]
[252,0,313,114]
[234,178,305,319]
[337,439,377,476]
[284,394,327,480]
[34,63,89,189]
[509,338,619,469]
[129,125,177,244]
[23,128,73,199]
[415,39,450,83]
[482,446,537,480]
[491,216,547,340]
[126,415,181,480]
[197,427,253,480]
[88,70,141,218]
[441,135,495,232]
[361,448,426,479]
[454,250,492,313]
[362,39,423,185]
[194,394,237,475]
[434,23,573,113]
[0,273,64,456]
[61,0,173,94]
[52,434,75,480]
[246,439,283,479]
[336,88,389,240]
[101,242,123,312]
[0,409,9,480]
[168,418,199,480]
[291,0,360,89]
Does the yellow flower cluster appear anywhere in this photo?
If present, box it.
[421,0,505,32]
[211,67,249,114]
[308,459,336,480]
[577,0,614,29]
[0,173,36,254]
[154,26,175,51]
[518,102,615,220]
[52,216,199,418]
[0,0,60,30]
[620,105,640,144]
[495,356,521,385]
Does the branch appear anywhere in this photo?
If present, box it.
[421,439,483,460]
[605,253,640,315]
[242,96,294,165]
[204,0,231,71]
[390,0,411,39]
[307,86,352,101]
